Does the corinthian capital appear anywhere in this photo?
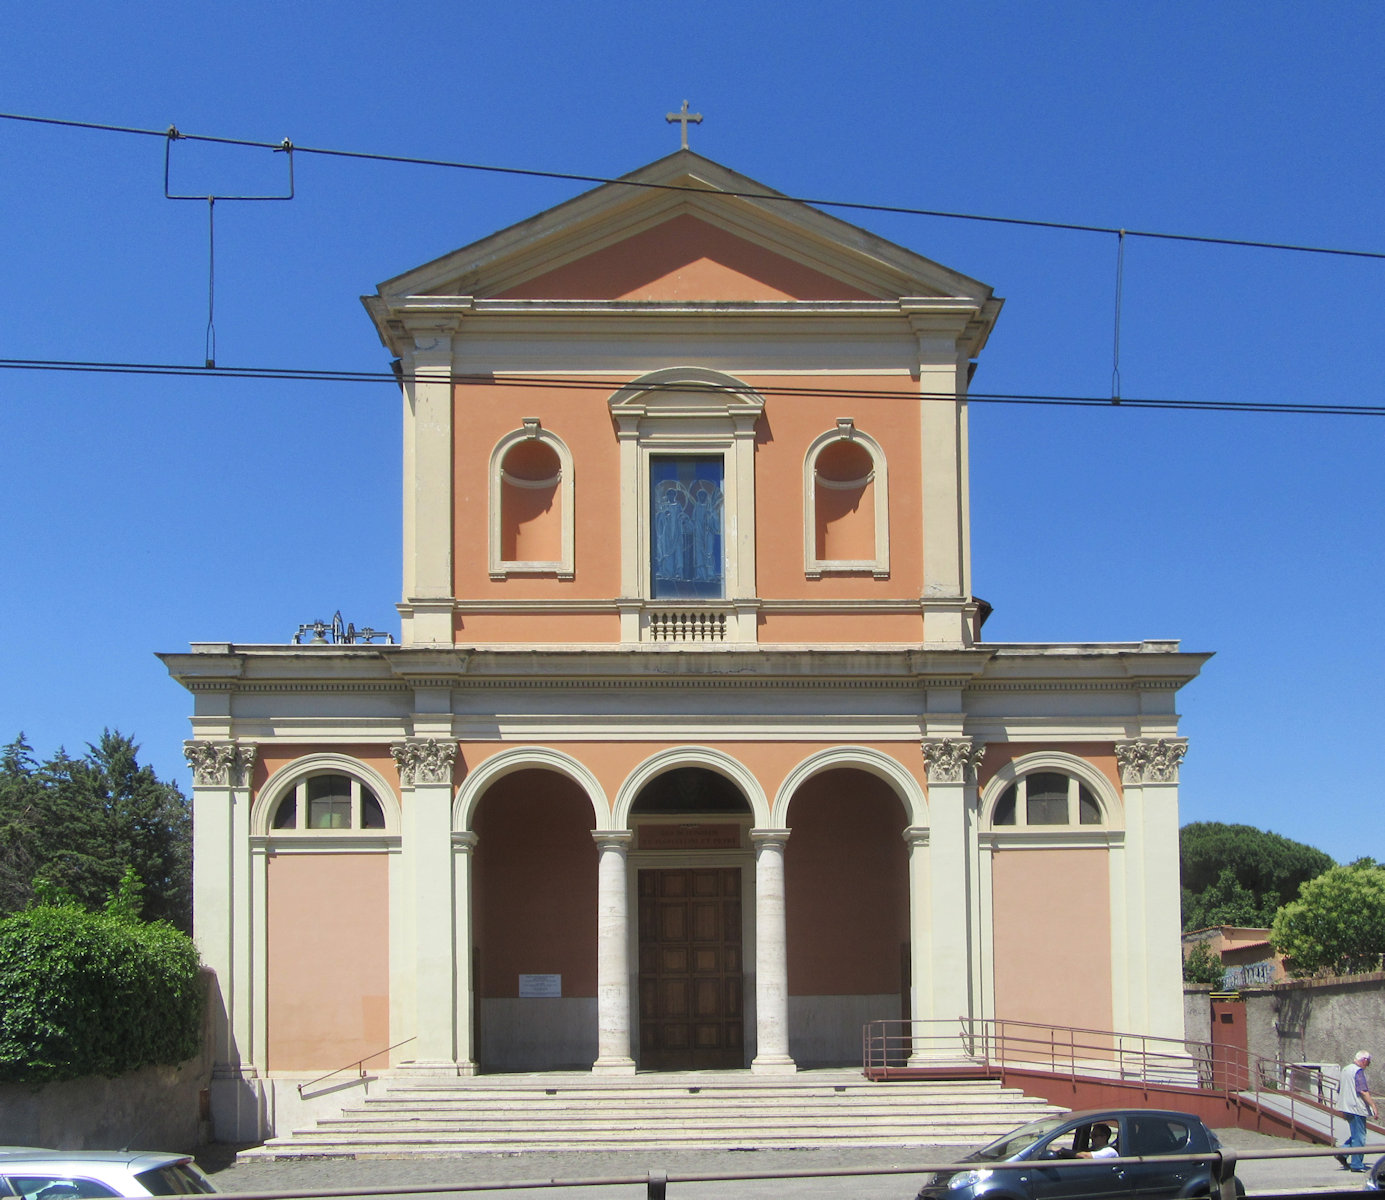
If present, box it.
[184,740,257,787]
[1116,738,1188,783]
[921,738,985,784]
[391,738,457,786]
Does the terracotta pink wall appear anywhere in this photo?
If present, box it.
[785,770,909,996]
[457,740,928,825]
[450,369,927,644]
[978,743,1123,801]
[991,848,1113,1031]
[266,852,389,1070]
[497,214,878,302]
[253,744,401,799]
[452,380,620,610]
[472,770,598,998]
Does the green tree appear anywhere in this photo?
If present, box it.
[0,731,191,930]
[1271,863,1385,977]
[0,736,41,913]
[1183,940,1225,985]
[1180,822,1334,931]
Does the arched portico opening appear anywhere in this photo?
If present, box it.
[783,766,910,1066]
[629,766,754,1070]
[471,767,597,1071]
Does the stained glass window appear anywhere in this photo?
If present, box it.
[650,456,724,599]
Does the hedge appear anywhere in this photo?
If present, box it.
[0,903,203,1082]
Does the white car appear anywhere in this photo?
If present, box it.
[0,1151,215,1198]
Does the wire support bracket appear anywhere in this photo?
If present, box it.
[163,125,296,368]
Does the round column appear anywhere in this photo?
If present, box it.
[902,824,932,1062]
[592,831,636,1075]
[452,831,478,1075]
[751,829,796,1074]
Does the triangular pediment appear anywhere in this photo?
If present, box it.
[370,151,995,307]
[498,213,876,302]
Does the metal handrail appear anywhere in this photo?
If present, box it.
[863,1014,1369,1142]
[296,1035,416,1095]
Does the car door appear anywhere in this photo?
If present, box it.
[1020,1121,1127,1200]
[1121,1115,1203,1200]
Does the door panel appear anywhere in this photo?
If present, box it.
[638,867,744,1069]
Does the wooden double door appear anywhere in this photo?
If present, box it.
[637,867,744,1069]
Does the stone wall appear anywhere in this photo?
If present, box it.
[1186,971,1385,1085]
[0,968,214,1151]
[0,1055,210,1152]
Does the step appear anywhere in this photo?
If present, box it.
[241,1073,1061,1160]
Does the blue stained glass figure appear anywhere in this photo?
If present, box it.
[650,457,724,599]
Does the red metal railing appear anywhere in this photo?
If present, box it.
[863,1016,1344,1142]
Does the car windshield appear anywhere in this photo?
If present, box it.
[133,1165,216,1196]
[974,1116,1073,1162]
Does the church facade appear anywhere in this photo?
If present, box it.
[163,150,1207,1139]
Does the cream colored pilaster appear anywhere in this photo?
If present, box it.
[903,825,931,1039]
[185,740,260,1138]
[750,829,796,1074]
[908,310,973,646]
[920,738,984,1030]
[392,738,460,1071]
[592,831,636,1074]
[400,330,457,645]
[613,422,641,642]
[452,831,478,1075]
[1115,738,1188,1041]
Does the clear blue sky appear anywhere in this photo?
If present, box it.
[2,2,1381,864]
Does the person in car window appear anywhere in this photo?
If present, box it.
[1078,1124,1119,1159]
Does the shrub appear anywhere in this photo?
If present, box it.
[0,898,202,1083]
[1183,939,1225,985]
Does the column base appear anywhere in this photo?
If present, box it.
[751,1054,798,1075]
[208,1072,267,1143]
[592,1055,637,1076]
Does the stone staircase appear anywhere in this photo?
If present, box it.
[244,1070,1063,1159]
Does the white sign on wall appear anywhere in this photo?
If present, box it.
[519,973,562,998]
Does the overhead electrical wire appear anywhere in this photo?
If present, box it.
[2,357,1382,418]
[3,111,1383,420]
[2,110,1384,261]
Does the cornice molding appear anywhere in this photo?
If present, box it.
[980,830,1126,851]
[965,680,1183,693]
[250,834,401,853]
[186,680,411,694]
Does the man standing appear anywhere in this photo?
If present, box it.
[1338,1051,1378,1172]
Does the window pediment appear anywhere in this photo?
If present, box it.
[608,367,765,431]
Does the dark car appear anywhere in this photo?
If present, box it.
[915,1109,1242,1200]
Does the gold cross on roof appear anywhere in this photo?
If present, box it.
[665,100,703,150]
